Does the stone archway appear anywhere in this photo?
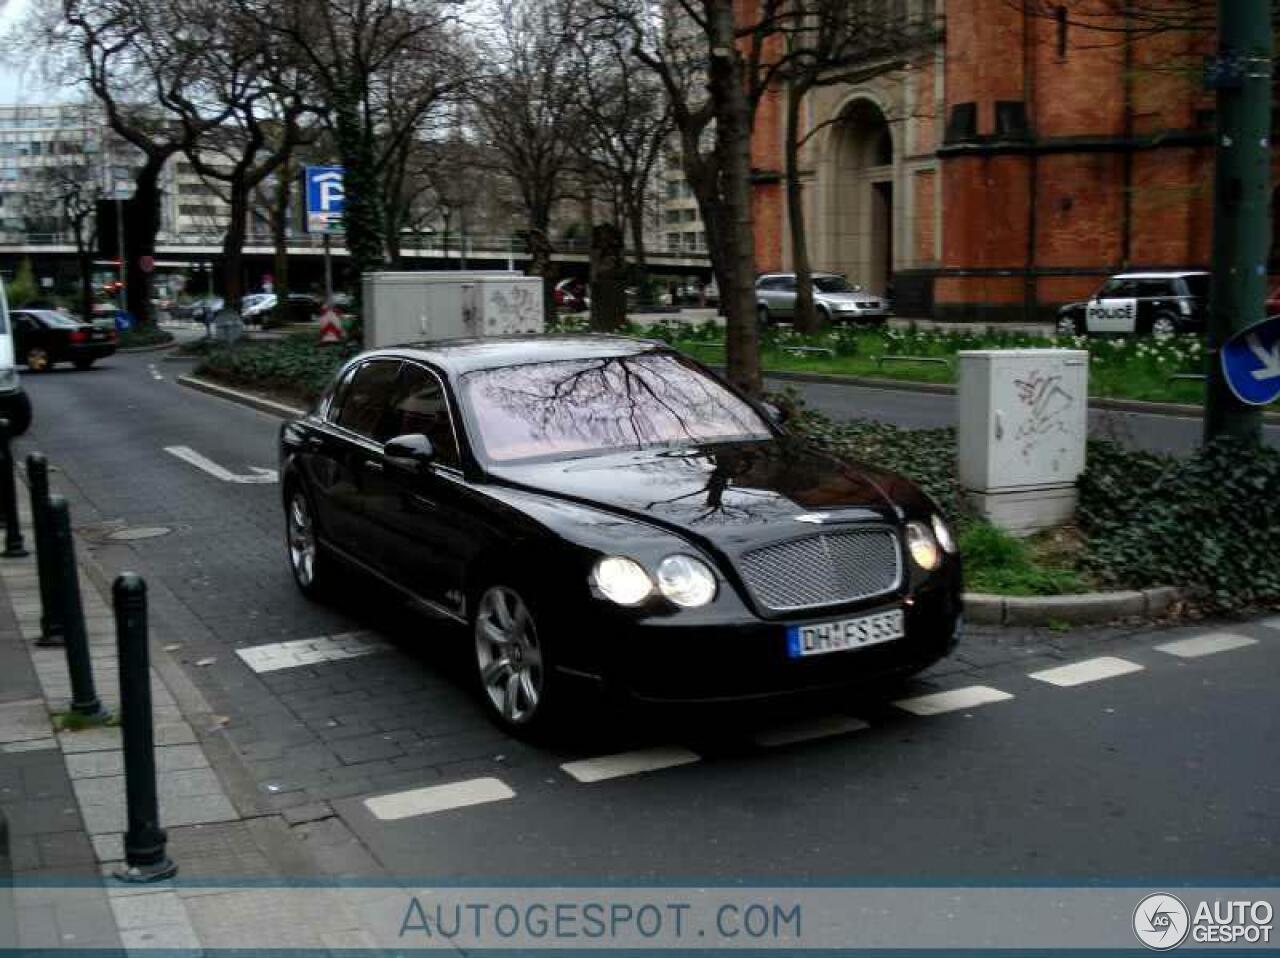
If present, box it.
[822,98,896,296]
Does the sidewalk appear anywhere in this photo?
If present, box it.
[0,488,391,951]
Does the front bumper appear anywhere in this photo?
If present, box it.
[832,308,891,323]
[569,573,962,704]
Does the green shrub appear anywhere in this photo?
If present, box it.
[959,522,1091,596]
[7,257,37,307]
[194,332,359,404]
[1078,438,1280,612]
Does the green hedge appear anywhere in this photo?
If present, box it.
[1078,438,1280,612]
[194,332,359,404]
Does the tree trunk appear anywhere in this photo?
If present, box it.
[272,157,291,305]
[590,222,627,332]
[123,161,163,327]
[332,83,386,317]
[627,205,649,297]
[707,1,762,396]
[527,225,557,324]
[786,77,819,334]
[222,177,250,312]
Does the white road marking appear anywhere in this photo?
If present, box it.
[148,363,164,382]
[894,686,1014,716]
[752,715,870,748]
[1029,656,1144,688]
[165,445,278,484]
[235,633,389,673]
[1154,632,1259,659]
[560,746,701,783]
[1260,616,1280,632]
[364,777,515,821]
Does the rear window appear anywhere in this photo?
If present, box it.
[34,311,82,328]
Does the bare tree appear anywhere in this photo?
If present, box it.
[29,159,101,324]
[32,0,241,326]
[471,0,583,322]
[233,0,467,297]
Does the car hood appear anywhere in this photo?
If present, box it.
[488,438,912,551]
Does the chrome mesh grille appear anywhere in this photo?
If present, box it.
[737,529,901,612]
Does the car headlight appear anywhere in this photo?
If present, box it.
[905,521,942,571]
[591,556,653,606]
[656,555,717,608]
[931,514,957,554]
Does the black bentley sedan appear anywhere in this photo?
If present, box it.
[280,336,962,734]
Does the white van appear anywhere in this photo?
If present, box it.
[0,279,32,435]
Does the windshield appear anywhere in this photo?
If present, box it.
[462,353,772,463]
[813,276,860,293]
[36,311,83,328]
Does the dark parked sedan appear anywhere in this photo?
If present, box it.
[279,336,962,734]
[11,309,117,371]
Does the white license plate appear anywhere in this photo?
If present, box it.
[786,608,904,659]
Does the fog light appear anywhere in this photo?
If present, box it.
[591,556,653,606]
[657,555,717,608]
[906,521,941,571]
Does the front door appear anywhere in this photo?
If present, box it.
[1086,278,1140,334]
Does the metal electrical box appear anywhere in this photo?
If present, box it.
[957,349,1090,534]
[363,271,545,348]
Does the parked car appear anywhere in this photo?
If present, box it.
[279,336,962,735]
[1056,271,1210,337]
[554,278,589,312]
[242,293,276,323]
[756,273,891,326]
[0,286,31,435]
[11,309,117,372]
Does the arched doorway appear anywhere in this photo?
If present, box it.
[825,99,895,296]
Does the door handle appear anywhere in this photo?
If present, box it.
[362,459,384,474]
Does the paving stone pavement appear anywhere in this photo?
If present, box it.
[0,495,385,952]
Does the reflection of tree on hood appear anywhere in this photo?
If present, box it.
[468,354,766,453]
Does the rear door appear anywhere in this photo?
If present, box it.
[318,359,403,568]
[1085,278,1139,334]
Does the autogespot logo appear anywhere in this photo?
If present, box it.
[1134,894,1191,950]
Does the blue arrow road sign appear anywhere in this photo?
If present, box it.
[303,166,345,234]
[1221,314,1280,406]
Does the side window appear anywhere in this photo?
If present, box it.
[758,277,777,291]
[334,361,403,442]
[388,364,461,469]
[13,314,36,333]
[779,276,797,292]
[1099,279,1137,298]
[1183,275,1210,301]
[1137,280,1173,299]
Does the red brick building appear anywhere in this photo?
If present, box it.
[751,1,1236,322]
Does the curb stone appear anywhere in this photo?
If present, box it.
[175,374,1185,628]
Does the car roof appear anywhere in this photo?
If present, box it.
[1110,271,1209,281]
[366,334,671,375]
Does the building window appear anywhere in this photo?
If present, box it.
[1055,6,1068,59]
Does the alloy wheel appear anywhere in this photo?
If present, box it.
[474,586,544,726]
[287,492,316,588]
[1152,316,1177,339]
[26,348,49,372]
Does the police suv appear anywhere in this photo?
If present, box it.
[1056,271,1209,337]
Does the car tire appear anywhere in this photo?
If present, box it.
[472,584,563,738]
[816,305,831,327]
[1152,313,1178,339]
[0,391,32,437]
[756,305,770,328]
[73,359,94,372]
[24,348,51,373]
[284,483,330,599]
[1057,315,1082,337]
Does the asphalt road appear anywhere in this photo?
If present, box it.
[13,350,1278,885]
[774,378,1280,456]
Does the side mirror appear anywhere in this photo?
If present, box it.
[384,434,435,469]
[761,402,789,426]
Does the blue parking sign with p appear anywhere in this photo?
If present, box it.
[304,166,345,234]
[1221,315,1280,407]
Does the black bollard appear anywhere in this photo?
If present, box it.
[48,496,106,720]
[113,574,177,883]
[27,453,64,646]
[0,420,27,558]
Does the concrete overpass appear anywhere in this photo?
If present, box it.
[0,235,714,297]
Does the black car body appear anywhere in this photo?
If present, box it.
[279,336,962,732]
[11,309,117,371]
[1057,271,1209,337]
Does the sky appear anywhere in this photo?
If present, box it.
[0,0,71,105]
